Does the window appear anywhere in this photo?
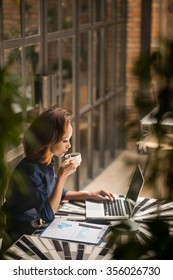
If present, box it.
[0,0,127,190]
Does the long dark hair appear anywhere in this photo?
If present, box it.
[23,108,72,164]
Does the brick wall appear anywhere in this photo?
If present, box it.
[126,0,141,109]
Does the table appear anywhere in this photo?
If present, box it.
[140,106,173,136]
[3,198,173,260]
[137,107,173,175]
[139,107,173,148]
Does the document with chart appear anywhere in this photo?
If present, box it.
[40,218,109,245]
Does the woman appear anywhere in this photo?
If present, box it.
[2,107,114,249]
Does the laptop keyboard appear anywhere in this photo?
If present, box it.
[103,199,131,216]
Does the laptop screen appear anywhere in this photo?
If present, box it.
[125,165,144,203]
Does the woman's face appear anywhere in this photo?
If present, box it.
[50,123,72,157]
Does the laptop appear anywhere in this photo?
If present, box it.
[85,164,144,221]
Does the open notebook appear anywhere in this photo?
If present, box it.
[86,164,144,221]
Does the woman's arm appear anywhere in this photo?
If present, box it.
[64,189,115,201]
[49,160,115,213]
[48,159,78,213]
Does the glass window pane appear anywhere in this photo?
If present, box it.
[62,38,73,111]
[48,38,73,111]
[104,101,115,164]
[80,0,89,24]
[116,0,124,19]
[47,0,75,31]
[61,0,73,29]
[80,33,89,108]
[105,27,113,94]
[79,114,88,187]
[3,0,21,39]
[25,0,40,36]
[48,41,58,74]
[93,0,102,22]
[4,48,22,113]
[47,0,58,32]
[93,108,100,175]
[4,48,21,76]
[93,30,102,101]
[105,0,113,20]
[115,25,123,87]
[25,44,40,107]
[48,41,60,106]
[25,44,40,75]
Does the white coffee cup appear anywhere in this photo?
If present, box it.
[65,152,82,165]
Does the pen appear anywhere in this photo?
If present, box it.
[79,223,103,229]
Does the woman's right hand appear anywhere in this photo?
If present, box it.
[50,159,78,213]
[58,159,79,178]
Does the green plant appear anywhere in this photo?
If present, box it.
[110,38,173,259]
[0,59,27,256]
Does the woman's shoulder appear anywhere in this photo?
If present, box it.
[15,157,54,177]
[17,157,42,173]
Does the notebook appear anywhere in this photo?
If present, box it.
[85,164,144,221]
